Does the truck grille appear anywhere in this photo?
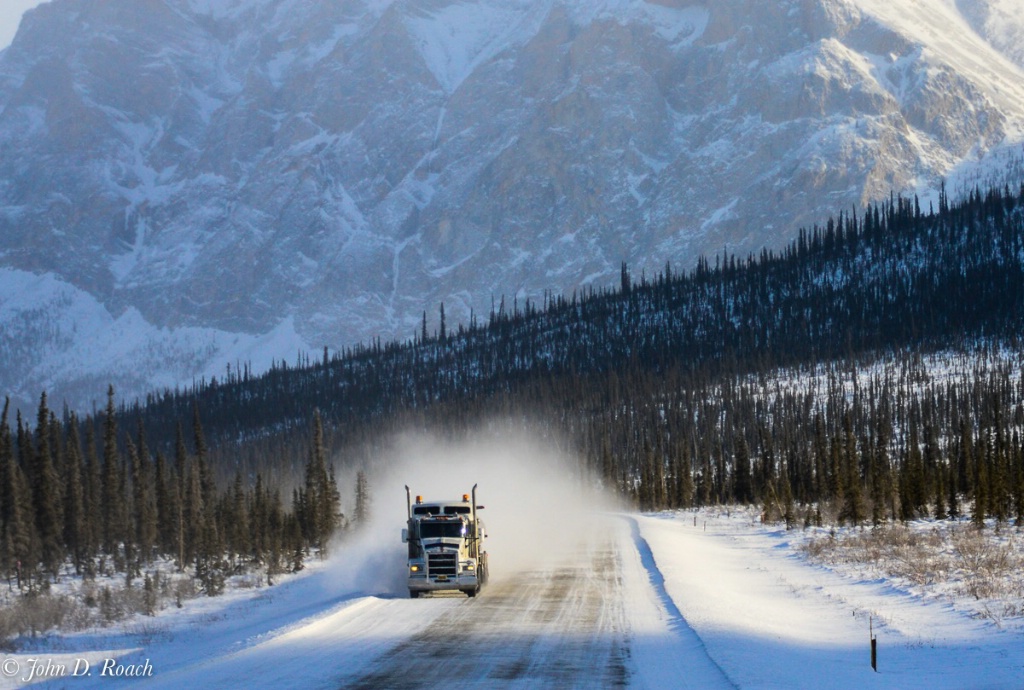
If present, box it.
[428,552,457,577]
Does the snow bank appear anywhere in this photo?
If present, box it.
[637,509,1024,689]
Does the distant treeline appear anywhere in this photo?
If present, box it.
[2,180,1024,591]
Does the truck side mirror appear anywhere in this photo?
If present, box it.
[401,528,408,543]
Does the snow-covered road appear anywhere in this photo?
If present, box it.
[13,511,1024,689]
[95,517,732,689]
[344,532,651,688]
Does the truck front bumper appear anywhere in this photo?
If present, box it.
[408,573,479,593]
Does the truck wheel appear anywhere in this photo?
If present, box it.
[409,590,420,599]
[465,588,477,598]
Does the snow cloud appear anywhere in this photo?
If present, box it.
[321,424,616,597]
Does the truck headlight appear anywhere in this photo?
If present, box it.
[410,565,421,573]
[463,563,475,571]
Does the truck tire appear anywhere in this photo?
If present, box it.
[465,587,477,598]
[409,590,420,599]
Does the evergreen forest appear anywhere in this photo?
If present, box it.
[2,181,1024,597]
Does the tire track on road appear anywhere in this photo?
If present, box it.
[339,535,629,689]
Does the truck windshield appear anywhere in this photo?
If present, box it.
[419,523,465,539]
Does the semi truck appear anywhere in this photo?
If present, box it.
[402,484,489,598]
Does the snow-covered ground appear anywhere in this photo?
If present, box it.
[639,511,1024,689]
[4,507,1022,689]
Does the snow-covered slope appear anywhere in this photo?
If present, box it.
[1,0,1023,411]
[0,268,311,408]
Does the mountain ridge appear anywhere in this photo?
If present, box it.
[1,0,1023,412]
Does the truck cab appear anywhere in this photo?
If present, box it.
[403,485,488,598]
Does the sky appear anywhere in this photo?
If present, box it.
[0,0,47,51]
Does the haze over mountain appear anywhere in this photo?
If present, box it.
[1,0,1023,413]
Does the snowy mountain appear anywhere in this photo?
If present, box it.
[1,0,1023,412]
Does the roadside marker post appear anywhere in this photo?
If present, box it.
[870,617,878,672]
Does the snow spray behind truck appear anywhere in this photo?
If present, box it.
[402,484,489,598]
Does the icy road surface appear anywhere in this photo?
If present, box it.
[71,517,731,690]
[17,512,1024,689]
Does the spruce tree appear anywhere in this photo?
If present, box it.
[154,451,175,556]
[1013,431,1024,527]
[698,455,712,507]
[32,393,63,579]
[121,439,137,585]
[812,415,829,502]
[303,411,340,556]
[134,422,157,564]
[0,399,14,577]
[101,387,127,569]
[251,473,267,566]
[126,437,153,573]
[900,420,927,520]
[193,405,221,571]
[229,471,250,568]
[650,439,666,508]
[780,469,795,530]
[973,443,989,529]
[947,464,960,520]
[354,470,370,527]
[328,466,343,532]
[63,416,86,575]
[838,413,864,526]
[265,488,285,584]
[174,423,191,570]
[82,426,102,575]
[677,444,695,509]
[4,461,34,590]
[933,464,946,520]
[956,419,974,500]
[870,414,891,526]
[0,399,34,589]
[989,425,1009,527]
[733,436,753,504]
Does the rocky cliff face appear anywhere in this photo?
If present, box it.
[1,0,1023,411]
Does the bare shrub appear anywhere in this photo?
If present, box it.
[801,521,1024,625]
[126,620,172,646]
[233,574,263,590]
[951,529,1019,601]
[0,564,211,645]
[0,592,78,642]
[801,525,944,584]
[802,534,835,560]
[174,576,197,607]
